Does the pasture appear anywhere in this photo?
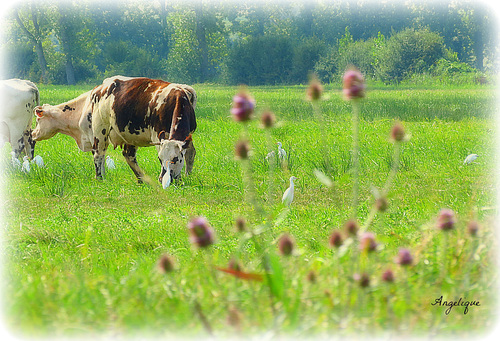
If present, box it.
[1,83,497,338]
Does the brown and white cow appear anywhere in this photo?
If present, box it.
[90,77,197,183]
[32,76,197,184]
[0,79,39,159]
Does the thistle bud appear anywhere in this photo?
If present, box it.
[390,122,407,142]
[396,248,413,266]
[359,232,378,253]
[187,217,215,248]
[328,230,343,248]
[344,219,359,237]
[235,217,246,233]
[467,220,479,236]
[307,75,323,101]
[343,68,365,100]
[260,110,276,129]
[354,272,370,288]
[381,268,395,283]
[158,254,175,273]
[436,209,456,231]
[375,197,388,212]
[307,270,317,284]
[234,140,250,159]
[277,233,294,256]
[231,91,255,122]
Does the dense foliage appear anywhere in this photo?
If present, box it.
[1,0,495,85]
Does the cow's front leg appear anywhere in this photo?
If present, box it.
[92,136,107,180]
[123,144,145,183]
[184,140,196,175]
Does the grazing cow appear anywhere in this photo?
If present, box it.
[90,76,197,183]
[32,76,197,184]
[0,79,39,159]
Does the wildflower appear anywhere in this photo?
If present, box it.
[436,209,456,231]
[231,90,255,122]
[228,258,242,272]
[157,253,175,273]
[235,217,246,233]
[307,74,323,101]
[234,140,250,159]
[467,220,479,236]
[227,305,242,330]
[359,232,378,253]
[277,233,294,256]
[390,121,407,142]
[187,217,215,248]
[344,219,359,237]
[375,197,388,212]
[354,272,370,288]
[343,67,365,100]
[260,110,275,128]
[328,230,343,248]
[381,268,395,283]
[307,270,317,284]
[396,248,413,266]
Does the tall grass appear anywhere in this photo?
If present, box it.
[1,83,496,338]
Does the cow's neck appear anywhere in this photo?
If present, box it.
[55,95,88,150]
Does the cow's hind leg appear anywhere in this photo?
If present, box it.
[123,144,145,183]
[92,136,108,180]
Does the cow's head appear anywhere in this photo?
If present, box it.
[156,131,192,183]
[31,105,62,141]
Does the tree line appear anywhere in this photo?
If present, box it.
[2,0,496,85]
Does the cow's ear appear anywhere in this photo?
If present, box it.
[158,131,167,141]
[182,134,192,149]
[34,107,44,118]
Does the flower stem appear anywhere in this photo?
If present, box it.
[351,100,360,219]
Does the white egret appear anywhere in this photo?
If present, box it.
[464,154,478,165]
[21,156,30,173]
[282,176,298,206]
[277,142,286,160]
[10,152,21,169]
[31,155,45,167]
[106,155,116,169]
[266,150,276,161]
[162,162,171,189]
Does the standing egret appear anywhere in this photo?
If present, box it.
[10,152,21,169]
[31,155,45,167]
[265,150,276,161]
[162,162,171,189]
[282,176,298,206]
[21,156,30,173]
[106,155,116,169]
[464,154,478,165]
[277,142,287,161]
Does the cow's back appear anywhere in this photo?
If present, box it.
[92,77,196,146]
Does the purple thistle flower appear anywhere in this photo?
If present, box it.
[396,248,413,266]
[436,208,456,231]
[188,217,215,248]
[231,91,255,122]
[359,232,378,253]
[381,268,395,283]
[354,272,370,288]
[343,68,366,100]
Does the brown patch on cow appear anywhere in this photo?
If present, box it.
[93,137,100,151]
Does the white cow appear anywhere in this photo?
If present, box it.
[0,79,39,159]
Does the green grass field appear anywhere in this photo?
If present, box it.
[1,83,497,338]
